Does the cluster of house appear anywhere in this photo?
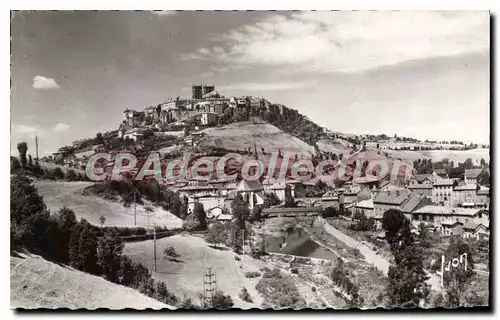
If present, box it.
[45,143,106,170]
[321,169,490,240]
[116,84,272,142]
[166,172,296,222]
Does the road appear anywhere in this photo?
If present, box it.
[314,217,441,291]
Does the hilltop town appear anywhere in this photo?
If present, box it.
[37,82,491,241]
[12,82,490,310]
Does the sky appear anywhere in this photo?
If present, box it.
[10,11,490,156]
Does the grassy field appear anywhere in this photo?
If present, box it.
[379,148,489,164]
[34,180,183,229]
[10,252,171,310]
[199,121,315,155]
[317,139,352,156]
[123,234,268,309]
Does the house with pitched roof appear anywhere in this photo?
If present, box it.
[372,189,410,217]
[410,174,433,185]
[408,183,433,197]
[475,186,490,209]
[432,178,454,206]
[412,205,488,226]
[236,179,265,209]
[464,168,483,184]
[440,220,463,237]
[453,184,478,207]
[462,222,489,240]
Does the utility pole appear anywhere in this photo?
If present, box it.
[35,136,39,160]
[241,229,245,269]
[153,224,157,273]
[133,191,137,227]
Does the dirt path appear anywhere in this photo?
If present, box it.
[314,217,441,291]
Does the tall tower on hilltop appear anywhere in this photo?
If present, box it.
[192,83,215,99]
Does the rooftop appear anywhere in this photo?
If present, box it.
[465,168,483,179]
[355,199,374,209]
[408,184,433,189]
[454,184,477,191]
[433,179,454,186]
[236,179,263,192]
[414,205,483,216]
[373,189,410,205]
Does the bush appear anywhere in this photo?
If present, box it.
[211,291,234,310]
[244,271,261,278]
[239,287,253,303]
[163,246,180,258]
[255,268,306,309]
[290,268,299,275]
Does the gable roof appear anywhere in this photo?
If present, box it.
[465,169,483,179]
[462,222,478,231]
[355,199,374,210]
[414,205,483,217]
[236,179,263,192]
[415,174,432,183]
[441,220,463,227]
[373,189,410,205]
[433,169,448,176]
[408,184,433,189]
[433,179,454,186]
[400,195,430,213]
[454,184,477,191]
[477,186,490,196]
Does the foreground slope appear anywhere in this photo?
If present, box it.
[34,180,182,229]
[124,234,267,309]
[10,252,172,310]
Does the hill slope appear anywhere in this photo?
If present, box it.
[11,252,172,310]
[124,234,267,309]
[199,120,316,155]
[34,180,183,229]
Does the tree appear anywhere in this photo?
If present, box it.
[205,221,227,249]
[68,224,83,269]
[211,290,234,309]
[382,209,429,308]
[193,202,207,230]
[99,215,106,227]
[56,207,77,263]
[10,173,49,249]
[50,167,65,180]
[464,158,474,170]
[95,132,105,145]
[480,158,486,168]
[28,154,33,168]
[163,246,180,259]
[442,237,475,307]
[32,160,43,177]
[98,229,124,283]
[66,169,78,181]
[417,223,431,248]
[17,142,28,169]
[231,194,250,230]
[78,222,99,274]
[11,157,21,173]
